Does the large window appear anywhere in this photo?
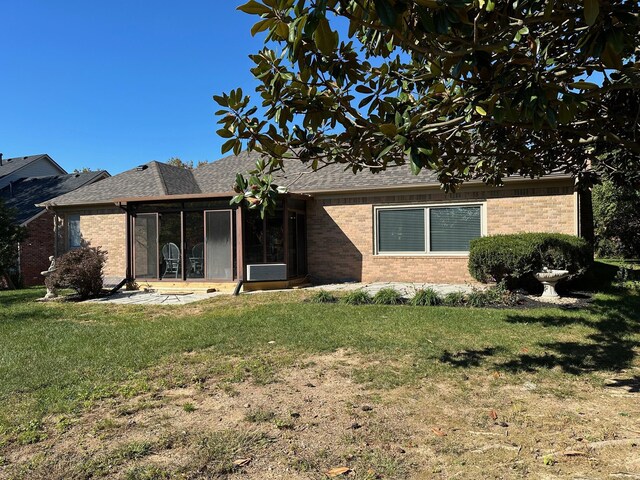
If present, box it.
[375,204,483,255]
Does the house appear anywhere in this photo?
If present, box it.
[40,152,592,292]
[0,154,109,286]
[0,154,67,189]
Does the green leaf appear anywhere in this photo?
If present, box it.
[485,0,495,12]
[251,18,274,36]
[475,105,487,116]
[216,128,234,139]
[379,123,398,137]
[313,17,338,56]
[569,81,599,90]
[237,0,271,15]
[373,0,397,27]
[584,0,599,26]
[221,139,237,154]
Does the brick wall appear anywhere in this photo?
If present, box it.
[56,207,127,278]
[307,179,577,284]
[20,211,55,286]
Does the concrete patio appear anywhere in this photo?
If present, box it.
[83,282,478,305]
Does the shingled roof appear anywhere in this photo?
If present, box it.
[43,152,446,206]
[193,151,442,193]
[0,154,65,180]
[43,151,571,207]
[40,161,201,206]
[0,171,108,224]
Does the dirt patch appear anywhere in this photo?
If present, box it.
[1,350,639,479]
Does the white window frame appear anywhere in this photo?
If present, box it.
[373,202,487,257]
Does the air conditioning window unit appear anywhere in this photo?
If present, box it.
[246,263,287,281]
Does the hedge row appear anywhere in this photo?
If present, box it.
[468,233,592,287]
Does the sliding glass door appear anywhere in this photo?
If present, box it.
[134,213,158,279]
[205,210,233,280]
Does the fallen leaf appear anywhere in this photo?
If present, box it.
[432,427,447,437]
[489,409,498,420]
[492,371,501,379]
[326,466,351,477]
[233,458,251,468]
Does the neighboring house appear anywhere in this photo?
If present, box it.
[40,152,593,291]
[0,154,109,286]
[0,154,66,190]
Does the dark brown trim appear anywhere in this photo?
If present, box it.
[235,207,244,282]
[283,197,289,273]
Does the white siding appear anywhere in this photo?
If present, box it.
[0,157,66,189]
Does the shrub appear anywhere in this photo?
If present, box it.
[466,282,519,308]
[372,288,404,305]
[442,291,466,307]
[410,288,442,306]
[308,289,338,303]
[48,247,107,299]
[468,233,592,289]
[342,289,372,305]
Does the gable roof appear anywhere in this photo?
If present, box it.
[40,161,200,207]
[0,171,109,224]
[0,154,66,180]
[43,151,571,207]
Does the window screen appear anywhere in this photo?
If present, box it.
[377,209,425,253]
[429,206,481,252]
[68,215,81,248]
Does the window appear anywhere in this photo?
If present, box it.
[68,215,81,249]
[375,204,483,254]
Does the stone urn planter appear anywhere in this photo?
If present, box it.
[534,268,569,298]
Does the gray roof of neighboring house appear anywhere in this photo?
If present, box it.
[0,154,65,179]
[0,171,109,224]
[43,151,571,207]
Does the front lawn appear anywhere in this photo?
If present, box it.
[0,284,638,479]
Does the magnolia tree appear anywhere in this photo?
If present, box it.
[215,0,640,214]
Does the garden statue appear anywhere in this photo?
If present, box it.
[41,256,58,300]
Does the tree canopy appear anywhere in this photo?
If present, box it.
[593,180,640,258]
[215,0,639,212]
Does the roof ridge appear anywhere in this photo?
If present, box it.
[149,161,169,195]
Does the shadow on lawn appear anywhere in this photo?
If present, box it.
[499,293,640,375]
[439,347,506,368]
[0,288,45,309]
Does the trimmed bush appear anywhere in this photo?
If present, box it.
[410,288,442,306]
[468,233,592,289]
[372,288,404,305]
[308,289,338,303]
[342,289,373,305]
[47,247,107,299]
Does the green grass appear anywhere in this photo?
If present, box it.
[1,283,639,437]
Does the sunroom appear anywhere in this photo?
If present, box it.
[115,194,309,291]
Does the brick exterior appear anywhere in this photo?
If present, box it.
[19,211,56,286]
[307,179,578,284]
[56,207,127,278]
[49,178,580,286]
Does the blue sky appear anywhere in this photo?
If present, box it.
[1,1,264,174]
